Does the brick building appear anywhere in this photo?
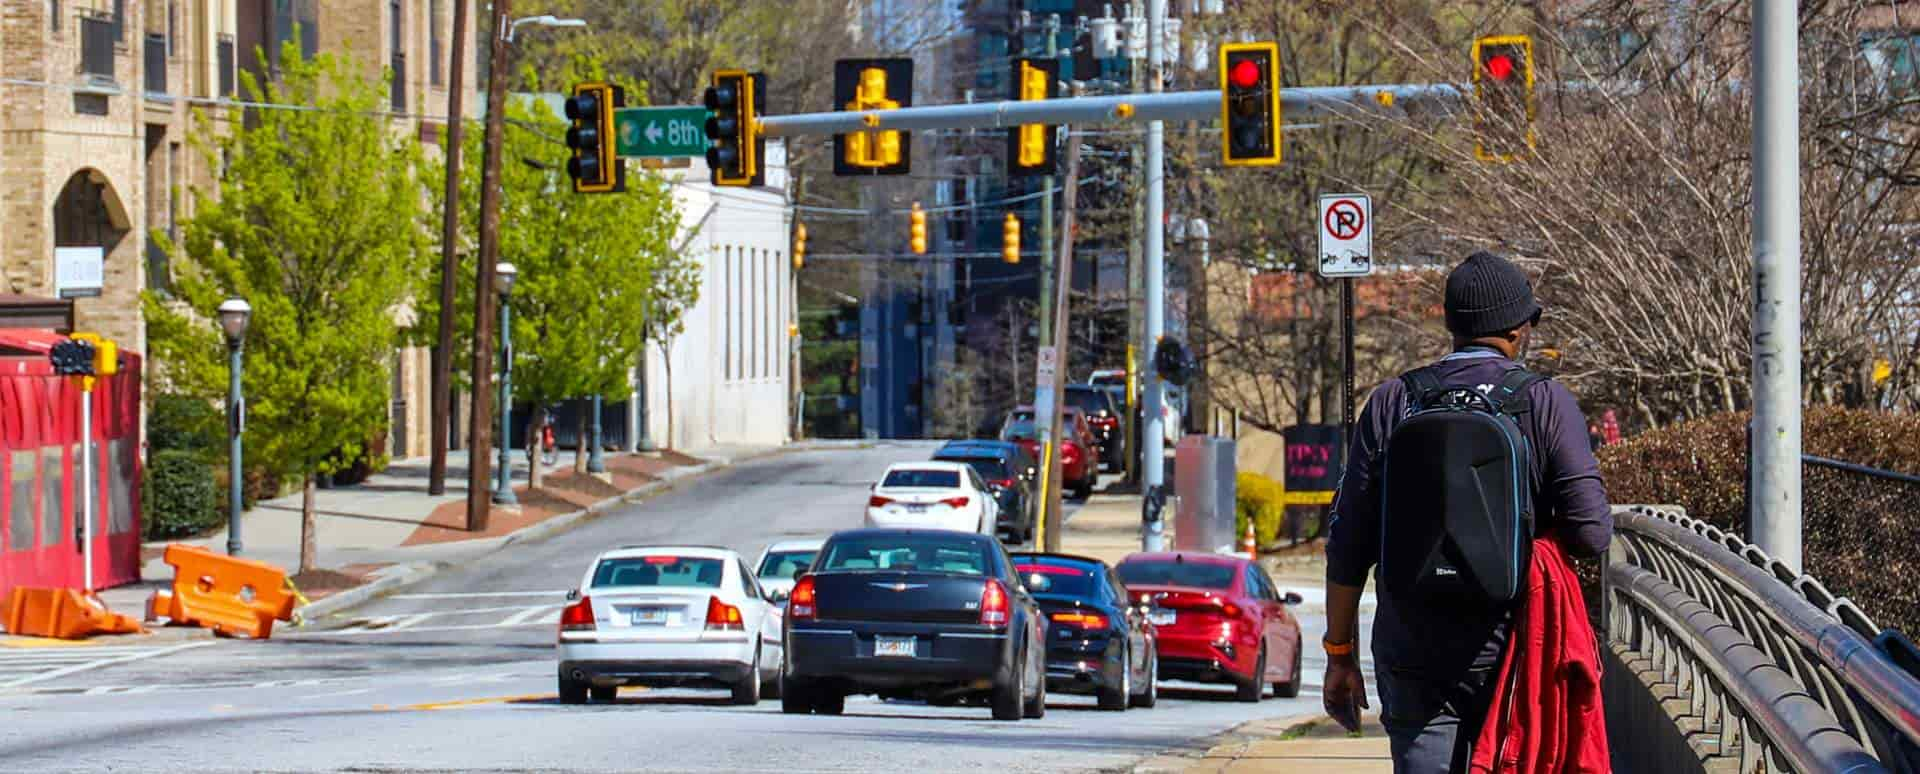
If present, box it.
[1,0,476,457]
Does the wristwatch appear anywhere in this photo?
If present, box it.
[1323,636,1356,657]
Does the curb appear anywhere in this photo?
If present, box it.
[292,446,796,622]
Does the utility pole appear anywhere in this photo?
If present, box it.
[1041,122,1085,553]
[1037,181,1054,348]
[429,0,472,495]
[1750,0,1802,571]
[1125,12,1146,486]
[1140,0,1167,551]
[466,0,511,532]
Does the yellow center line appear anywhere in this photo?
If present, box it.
[402,693,554,711]
[0,637,110,649]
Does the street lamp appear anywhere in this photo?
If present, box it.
[217,298,252,555]
[492,262,519,506]
[505,14,586,43]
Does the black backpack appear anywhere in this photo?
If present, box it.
[1377,366,1545,605]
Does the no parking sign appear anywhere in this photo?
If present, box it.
[1317,194,1373,277]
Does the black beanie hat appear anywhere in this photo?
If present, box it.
[1444,251,1541,336]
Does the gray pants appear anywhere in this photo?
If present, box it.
[1377,666,1498,774]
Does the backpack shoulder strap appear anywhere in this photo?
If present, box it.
[1400,368,1444,412]
[1487,368,1549,416]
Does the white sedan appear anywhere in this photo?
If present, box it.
[754,538,823,603]
[863,462,998,535]
[556,546,784,705]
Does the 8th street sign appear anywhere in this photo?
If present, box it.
[615,106,710,158]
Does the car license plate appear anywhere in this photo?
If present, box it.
[1149,609,1176,626]
[630,607,668,625]
[874,636,916,657]
[906,503,928,513]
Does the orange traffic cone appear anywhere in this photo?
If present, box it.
[1242,521,1258,561]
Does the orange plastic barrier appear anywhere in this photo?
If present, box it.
[155,544,297,639]
[2,587,145,639]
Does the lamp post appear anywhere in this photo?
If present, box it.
[587,393,606,473]
[218,298,252,555]
[492,263,519,506]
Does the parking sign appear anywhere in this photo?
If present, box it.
[1317,194,1374,277]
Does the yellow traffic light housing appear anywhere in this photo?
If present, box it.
[833,59,913,176]
[704,70,763,186]
[1002,213,1021,264]
[793,222,807,269]
[1008,57,1059,176]
[565,82,626,193]
[1471,35,1535,162]
[909,203,928,255]
[1220,43,1281,167]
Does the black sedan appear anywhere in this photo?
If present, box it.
[781,529,1049,721]
[1011,552,1158,710]
[933,440,1037,544]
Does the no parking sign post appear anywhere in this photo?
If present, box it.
[1318,193,1373,461]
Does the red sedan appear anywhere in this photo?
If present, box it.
[1115,551,1303,702]
[1000,406,1097,499]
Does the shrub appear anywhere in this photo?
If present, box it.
[144,450,220,540]
[1236,471,1286,546]
[149,394,222,461]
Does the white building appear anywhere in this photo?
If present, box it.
[628,143,795,451]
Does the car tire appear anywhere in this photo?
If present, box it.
[559,676,588,705]
[991,651,1024,721]
[590,684,617,703]
[731,648,763,705]
[1022,647,1047,719]
[779,675,811,714]
[812,689,846,716]
[1097,644,1129,711]
[1274,643,1302,699]
[1130,645,1158,709]
[1072,480,1093,500]
[1236,647,1267,703]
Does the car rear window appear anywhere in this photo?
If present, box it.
[820,534,990,575]
[1065,389,1111,414]
[1015,562,1098,597]
[1117,560,1236,590]
[757,550,816,579]
[1001,420,1039,440]
[937,456,1010,481]
[592,556,725,588]
[882,469,961,488]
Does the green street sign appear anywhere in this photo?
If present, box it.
[615,106,711,158]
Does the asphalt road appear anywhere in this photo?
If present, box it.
[0,442,1372,773]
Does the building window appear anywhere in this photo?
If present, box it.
[390,0,406,111]
[430,0,444,86]
[1864,32,1920,97]
[50,0,59,33]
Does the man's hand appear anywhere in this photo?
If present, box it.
[1323,653,1369,732]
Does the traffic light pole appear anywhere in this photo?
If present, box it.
[1750,0,1802,571]
[1141,0,1167,552]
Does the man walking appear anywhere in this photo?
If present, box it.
[1320,251,1612,772]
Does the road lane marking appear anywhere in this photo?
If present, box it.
[0,641,216,689]
[387,613,437,631]
[0,637,109,649]
[333,615,402,634]
[403,693,553,711]
[293,621,556,637]
[299,687,373,700]
[389,591,568,600]
[497,605,559,626]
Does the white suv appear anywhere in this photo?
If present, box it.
[556,546,784,705]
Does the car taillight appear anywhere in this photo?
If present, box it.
[980,579,1010,627]
[705,596,744,631]
[790,576,817,620]
[560,596,595,633]
[1222,602,1241,618]
[993,478,1017,488]
[868,495,894,507]
[940,495,969,508]
[1049,611,1109,630]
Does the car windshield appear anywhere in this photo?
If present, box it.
[1014,562,1099,597]
[819,534,991,575]
[592,556,725,589]
[757,550,817,579]
[882,469,961,489]
[1065,389,1111,415]
[938,456,1010,481]
[1001,420,1039,440]
[1117,560,1236,590]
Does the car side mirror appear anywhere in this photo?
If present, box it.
[768,589,790,603]
[1283,591,1303,606]
[565,588,581,601]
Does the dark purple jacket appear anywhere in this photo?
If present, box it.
[1326,347,1611,673]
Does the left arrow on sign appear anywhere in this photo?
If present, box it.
[645,122,664,143]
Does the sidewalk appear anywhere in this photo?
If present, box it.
[96,443,782,621]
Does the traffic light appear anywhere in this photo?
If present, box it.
[833,59,912,176]
[1472,35,1535,162]
[1219,42,1281,167]
[909,202,928,255]
[1002,213,1021,264]
[1007,57,1059,176]
[792,222,807,269]
[48,338,94,376]
[704,70,764,186]
[564,82,625,193]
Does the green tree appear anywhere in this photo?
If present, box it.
[642,242,703,451]
[414,66,682,483]
[146,44,427,573]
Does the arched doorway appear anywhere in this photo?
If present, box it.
[50,169,129,299]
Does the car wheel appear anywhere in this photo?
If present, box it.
[1022,646,1047,719]
[590,684,617,703]
[1236,647,1267,703]
[779,675,811,714]
[1097,644,1129,711]
[559,676,588,705]
[731,647,763,705]
[1274,643,1302,699]
[1130,645,1158,708]
[1072,480,1093,500]
[812,689,846,716]
[991,650,1024,721]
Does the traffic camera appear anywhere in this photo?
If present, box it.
[1219,43,1280,167]
[704,70,764,186]
[565,82,625,193]
[1002,214,1021,264]
[833,59,913,176]
[1471,35,1535,162]
[909,203,928,255]
[1008,57,1059,177]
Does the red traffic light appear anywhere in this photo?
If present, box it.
[1485,54,1515,81]
[1230,59,1261,89]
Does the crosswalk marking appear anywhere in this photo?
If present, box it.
[0,641,216,689]
[300,602,564,638]
[498,605,559,626]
